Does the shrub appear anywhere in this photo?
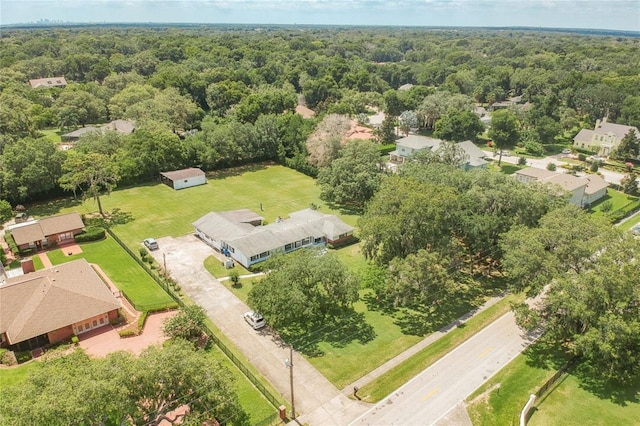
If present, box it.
[4,232,18,254]
[524,140,545,156]
[71,335,79,345]
[518,156,527,165]
[138,311,149,331]
[16,351,32,364]
[590,162,599,172]
[547,162,557,171]
[118,329,137,338]
[378,144,396,155]
[578,153,587,162]
[229,270,240,286]
[110,311,125,326]
[139,247,148,259]
[74,226,105,243]
[0,349,17,366]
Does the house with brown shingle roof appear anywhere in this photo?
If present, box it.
[10,212,84,251]
[29,76,67,89]
[0,259,121,351]
[573,117,640,157]
[514,167,608,207]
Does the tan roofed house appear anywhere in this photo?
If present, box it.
[0,259,121,351]
[29,77,67,89]
[160,168,206,190]
[514,167,608,207]
[573,117,640,157]
[10,212,84,251]
[61,119,135,142]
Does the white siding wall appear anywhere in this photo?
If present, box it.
[173,175,206,190]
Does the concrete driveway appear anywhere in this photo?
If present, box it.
[484,150,625,185]
[150,234,369,424]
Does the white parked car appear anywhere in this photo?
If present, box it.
[143,238,159,251]
[244,311,266,330]
[561,148,572,154]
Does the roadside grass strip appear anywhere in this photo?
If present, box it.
[356,292,522,403]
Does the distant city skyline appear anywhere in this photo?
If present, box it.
[2,0,639,32]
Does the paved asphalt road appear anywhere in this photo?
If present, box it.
[350,311,541,426]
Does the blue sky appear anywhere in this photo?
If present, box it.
[2,0,639,31]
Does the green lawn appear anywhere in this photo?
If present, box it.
[46,236,173,307]
[39,128,62,143]
[33,165,359,250]
[467,339,570,426]
[0,360,41,388]
[588,188,639,218]
[206,348,279,425]
[528,369,640,426]
[619,213,640,232]
[203,255,250,279]
[467,341,640,426]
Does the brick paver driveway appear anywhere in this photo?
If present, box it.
[150,234,370,424]
[79,311,177,357]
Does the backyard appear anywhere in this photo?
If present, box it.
[46,236,174,307]
[32,164,359,250]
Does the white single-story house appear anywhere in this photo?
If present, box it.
[514,167,608,207]
[389,135,488,170]
[193,209,354,268]
[160,168,206,190]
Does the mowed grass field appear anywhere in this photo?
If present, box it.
[47,164,359,249]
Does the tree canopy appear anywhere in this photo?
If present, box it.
[0,341,248,425]
[248,249,359,337]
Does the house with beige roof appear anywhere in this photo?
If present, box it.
[193,209,354,268]
[514,167,608,207]
[160,168,206,190]
[10,212,84,251]
[573,117,640,157]
[389,135,488,170]
[0,259,121,351]
[61,119,136,142]
[29,76,67,89]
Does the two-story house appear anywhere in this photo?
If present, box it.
[572,117,640,157]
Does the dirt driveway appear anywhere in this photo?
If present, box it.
[150,234,369,424]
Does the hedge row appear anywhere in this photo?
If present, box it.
[74,226,106,243]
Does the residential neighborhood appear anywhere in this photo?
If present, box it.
[1,22,639,426]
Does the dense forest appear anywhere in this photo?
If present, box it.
[1,25,639,204]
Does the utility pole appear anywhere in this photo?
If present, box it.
[285,345,295,420]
